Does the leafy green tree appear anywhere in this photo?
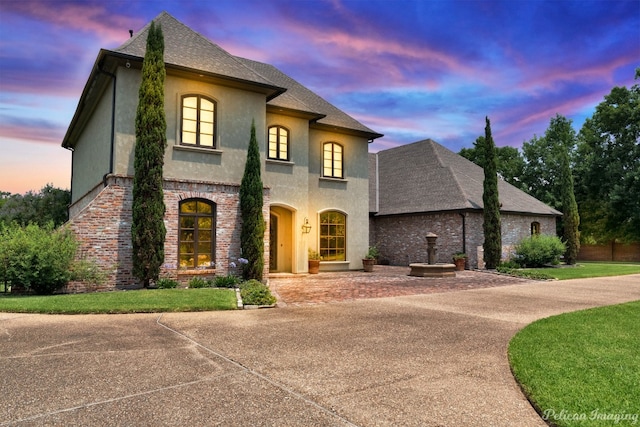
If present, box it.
[575,73,640,243]
[481,117,502,269]
[131,21,167,288]
[460,140,525,189]
[0,185,70,227]
[239,120,265,281]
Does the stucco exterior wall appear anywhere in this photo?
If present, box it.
[68,64,374,286]
[112,71,268,184]
[308,128,370,271]
[70,78,114,202]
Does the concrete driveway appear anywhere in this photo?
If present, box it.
[2,274,639,426]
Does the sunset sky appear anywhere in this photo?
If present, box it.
[1,0,638,194]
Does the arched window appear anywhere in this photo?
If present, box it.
[181,95,216,148]
[319,211,346,261]
[268,125,289,161]
[179,199,216,268]
[323,142,343,178]
[531,221,541,235]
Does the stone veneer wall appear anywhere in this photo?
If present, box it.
[370,211,557,269]
[67,175,270,292]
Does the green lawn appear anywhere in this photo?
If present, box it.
[516,262,640,280]
[0,288,238,314]
[509,301,640,427]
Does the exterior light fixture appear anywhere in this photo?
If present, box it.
[301,217,312,234]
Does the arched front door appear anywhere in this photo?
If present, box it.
[269,206,294,273]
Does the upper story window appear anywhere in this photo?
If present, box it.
[181,95,215,148]
[179,199,216,268]
[268,126,289,161]
[323,142,343,178]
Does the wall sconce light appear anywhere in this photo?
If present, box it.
[301,217,312,234]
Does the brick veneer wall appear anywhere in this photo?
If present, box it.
[370,211,557,269]
[67,175,270,291]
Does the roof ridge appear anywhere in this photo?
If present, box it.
[425,140,472,209]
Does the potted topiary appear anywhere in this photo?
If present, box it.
[308,249,321,274]
[362,246,380,272]
[452,252,467,271]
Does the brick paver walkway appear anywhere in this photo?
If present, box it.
[270,265,533,306]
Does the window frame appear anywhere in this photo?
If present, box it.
[267,125,290,161]
[531,221,541,235]
[178,198,216,269]
[180,94,217,149]
[322,142,344,179]
[319,210,347,261]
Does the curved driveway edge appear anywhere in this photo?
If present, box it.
[2,274,639,426]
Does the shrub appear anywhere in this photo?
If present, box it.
[213,274,241,288]
[240,279,276,306]
[513,235,566,268]
[187,277,210,288]
[499,259,521,269]
[0,222,78,294]
[156,277,179,289]
[496,266,554,280]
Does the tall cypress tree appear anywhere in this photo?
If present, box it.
[482,117,502,269]
[559,141,580,264]
[239,120,265,281]
[131,21,167,287]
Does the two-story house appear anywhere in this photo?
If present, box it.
[62,12,382,289]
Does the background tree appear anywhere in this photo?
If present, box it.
[460,139,525,189]
[481,117,502,269]
[240,120,265,281]
[0,185,70,227]
[574,72,640,243]
[131,21,167,288]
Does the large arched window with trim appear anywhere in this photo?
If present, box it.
[268,125,289,161]
[181,95,216,148]
[319,211,346,261]
[179,199,216,268]
[323,142,343,178]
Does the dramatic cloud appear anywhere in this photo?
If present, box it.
[0,0,638,193]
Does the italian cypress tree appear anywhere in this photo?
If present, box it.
[559,144,580,264]
[131,21,167,288]
[239,120,265,281]
[482,117,502,269]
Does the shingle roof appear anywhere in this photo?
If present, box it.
[233,57,381,136]
[370,139,561,217]
[112,12,381,138]
[114,12,277,89]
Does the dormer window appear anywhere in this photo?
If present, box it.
[268,126,289,161]
[181,95,215,148]
[323,142,343,178]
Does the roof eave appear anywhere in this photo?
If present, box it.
[62,49,113,149]
[310,121,384,141]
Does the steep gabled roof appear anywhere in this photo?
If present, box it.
[110,12,379,138]
[113,12,281,92]
[234,56,382,138]
[370,139,561,217]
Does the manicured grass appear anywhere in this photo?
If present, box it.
[524,262,640,280]
[509,301,640,427]
[0,288,238,314]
